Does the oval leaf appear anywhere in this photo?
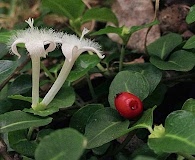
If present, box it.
[82,7,118,26]
[69,104,104,133]
[84,108,130,149]
[108,71,150,108]
[182,98,195,114]
[42,0,85,20]
[148,110,195,154]
[0,110,52,133]
[147,33,182,60]
[183,35,195,49]
[150,50,195,71]
[35,128,87,160]
[186,4,195,24]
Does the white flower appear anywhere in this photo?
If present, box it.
[9,18,62,58]
[8,18,62,110]
[41,28,105,106]
[61,27,104,62]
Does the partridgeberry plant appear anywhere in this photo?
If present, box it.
[0,1,195,160]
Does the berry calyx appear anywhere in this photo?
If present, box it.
[114,92,143,119]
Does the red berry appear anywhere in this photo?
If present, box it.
[114,92,143,119]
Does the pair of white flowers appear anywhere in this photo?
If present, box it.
[9,18,104,111]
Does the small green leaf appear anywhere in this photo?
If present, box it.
[147,33,182,60]
[108,71,150,108]
[123,63,162,94]
[91,26,123,36]
[42,0,85,20]
[8,74,32,95]
[8,95,32,103]
[85,108,130,149]
[186,4,195,24]
[183,35,195,49]
[35,128,87,160]
[148,110,195,154]
[0,60,17,84]
[150,50,195,71]
[9,129,37,157]
[0,110,52,133]
[69,104,104,133]
[67,54,101,82]
[82,7,118,26]
[182,98,195,114]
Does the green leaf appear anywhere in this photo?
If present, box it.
[150,50,195,71]
[35,128,87,160]
[108,71,150,108]
[67,54,101,82]
[148,110,195,154]
[147,33,182,60]
[24,85,75,116]
[84,108,130,149]
[0,110,52,133]
[182,98,195,114]
[123,63,162,94]
[8,74,32,95]
[91,26,123,36]
[9,129,37,157]
[69,104,104,133]
[186,4,195,24]
[8,95,32,103]
[0,60,17,84]
[183,35,195,49]
[85,107,156,149]
[82,7,118,26]
[0,43,9,59]
[42,0,85,20]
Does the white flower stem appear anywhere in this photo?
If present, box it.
[31,55,40,109]
[41,59,74,106]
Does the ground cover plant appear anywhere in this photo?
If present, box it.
[0,0,195,160]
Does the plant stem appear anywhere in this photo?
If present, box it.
[177,152,195,160]
[31,55,40,109]
[119,45,125,72]
[41,59,74,106]
[86,73,97,101]
[27,127,34,140]
[40,62,55,82]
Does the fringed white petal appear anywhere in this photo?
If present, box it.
[61,43,75,62]
[11,38,25,58]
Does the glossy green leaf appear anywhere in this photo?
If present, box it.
[35,128,87,160]
[9,129,37,157]
[108,71,150,108]
[0,110,52,133]
[85,107,130,149]
[0,60,17,84]
[147,33,182,60]
[82,7,118,26]
[183,35,195,49]
[8,74,32,95]
[186,4,195,24]
[85,107,155,149]
[67,54,101,82]
[182,98,195,114]
[42,0,85,20]
[150,50,195,71]
[69,104,104,133]
[148,110,195,154]
[0,43,9,59]
[124,63,162,94]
